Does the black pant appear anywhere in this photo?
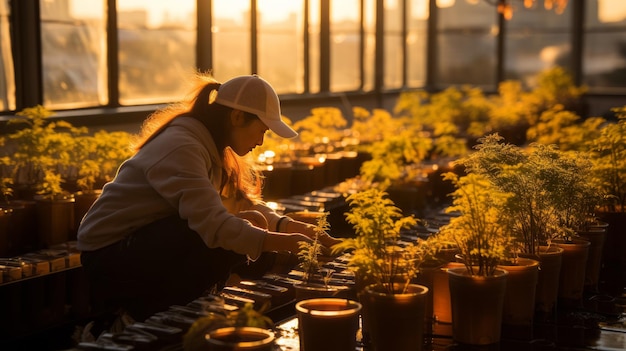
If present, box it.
[80,215,275,321]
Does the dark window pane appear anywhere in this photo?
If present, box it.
[504,2,573,86]
[583,0,626,91]
[436,1,497,88]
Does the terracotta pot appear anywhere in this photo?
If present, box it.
[205,327,275,351]
[323,152,343,187]
[387,184,426,216]
[498,258,539,340]
[295,298,362,351]
[577,225,607,294]
[595,211,626,266]
[448,267,508,346]
[360,283,428,351]
[415,262,443,335]
[260,163,293,200]
[0,208,11,256]
[594,211,626,295]
[34,195,75,248]
[293,282,352,302]
[432,262,465,324]
[553,238,590,308]
[338,150,361,181]
[8,200,38,254]
[521,246,563,319]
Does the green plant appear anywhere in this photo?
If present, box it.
[437,172,512,277]
[0,177,13,204]
[530,144,602,233]
[350,107,404,144]
[332,187,435,294]
[461,135,554,256]
[293,107,348,153]
[457,133,601,255]
[0,148,14,203]
[526,104,607,152]
[520,66,587,128]
[4,105,86,199]
[183,302,273,351]
[591,106,626,212]
[358,129,432,187]
[71,130,133,193]
[297,212,332,285]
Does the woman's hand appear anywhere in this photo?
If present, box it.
[282,219,343,249]
[317,232,343,249]
[262,232,315,254]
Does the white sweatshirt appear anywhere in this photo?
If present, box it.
[76,117,269,259]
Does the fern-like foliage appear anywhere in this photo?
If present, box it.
[332,188,432,295]
[297,212,330,284]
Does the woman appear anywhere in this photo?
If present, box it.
[77,73,340,321]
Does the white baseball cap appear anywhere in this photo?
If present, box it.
[214,75,298,139]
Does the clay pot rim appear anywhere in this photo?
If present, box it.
[363,283,429,297]
[295,298,362,317]
[447,266,509,280]
[205,326,275,347]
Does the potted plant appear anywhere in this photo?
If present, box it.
[435,172,511,346]
[358,129,433,215]
[0,150,37,255]
[295,297,362,351]
[457,134,564,255]
[457,134,599,315]
[332,187,432,351]
[3,105,87,248]
[294,212,351,301]
[70,130,133,235]
[251,116,296,200]
[183,302,275,351]
[292,107,348,155]
[590,106,626,295]
[0,158,14,255]
[347,106,435,214]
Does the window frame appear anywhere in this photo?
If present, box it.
[3,0,625,126]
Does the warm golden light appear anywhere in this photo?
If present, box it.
[489,0,568,20]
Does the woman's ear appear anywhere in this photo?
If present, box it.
[230,110,246,127]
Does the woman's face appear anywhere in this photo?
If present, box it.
[228,111,269,156]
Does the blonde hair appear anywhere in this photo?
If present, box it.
[131,71,263,202]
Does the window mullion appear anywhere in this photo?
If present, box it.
[13,0,42,109]
[107,0,119,107]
